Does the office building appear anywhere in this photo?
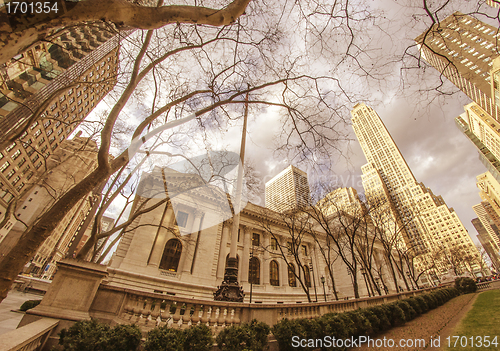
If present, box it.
[472,217,500,271]
[415,12,500,121]
[265,165,310,213]
[0,23,120,209]
[352,103,480,277]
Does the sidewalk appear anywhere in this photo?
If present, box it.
[0,290,43,335]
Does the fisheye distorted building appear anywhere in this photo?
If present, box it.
[0,23,120,213]
[265,165,310,213]
[351,103,480,278]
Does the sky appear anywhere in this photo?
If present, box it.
[78,0,498,252]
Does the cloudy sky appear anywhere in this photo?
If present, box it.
[218,0,493,244]
[81,0,497,250]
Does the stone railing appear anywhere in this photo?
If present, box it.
[0,318,58,351]
[477,279,500,291]
[98,285,439,332]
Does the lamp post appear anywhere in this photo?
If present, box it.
[249,249,254,303]
[321,276,326,302]
[213,91,249,302]
[310,262,318,302]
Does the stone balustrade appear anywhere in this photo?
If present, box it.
[0,318,58,351]
[96,284,439,332]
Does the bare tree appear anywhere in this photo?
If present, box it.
[0,0,392,303]
[258,208,315,302]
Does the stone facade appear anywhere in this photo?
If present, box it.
[107,168,403,303]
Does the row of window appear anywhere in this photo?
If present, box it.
[158,238,312,287]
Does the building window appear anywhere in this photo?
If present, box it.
[249,257,260,284]
[288,264,297,287]
[11,149,21,160]
[1,161,10,173]
[252,233,260,246]
[270,260,279,286]
[271,237,278,250]
[176,211,188,228]
[301,245,308,256]
[6,142,16,152]
[5,169,15,180]
[303,265,311,287]
[159,239,182,272]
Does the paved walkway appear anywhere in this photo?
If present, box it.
[0,290,42,336]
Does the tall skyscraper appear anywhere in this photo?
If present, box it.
[456,102,500,181]
[472,217,500,270]
[0,23,121,210]
[265,165,310,213]
[415,12,500,121]
[352,103,479,277]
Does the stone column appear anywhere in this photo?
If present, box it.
[241,226,250,283]
[262,233,270,286]
[148,205,174,267]
[217,221,231,279]
[280,236,288,287]
[180,211,203,273]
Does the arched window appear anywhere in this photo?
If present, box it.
[303,265,311,287]
[249,257,260,284]
[159,239,182,272]
[270,260,279,286]
[288,264,297,287]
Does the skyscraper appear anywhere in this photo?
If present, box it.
[352,103,479,277]
[0,24,121,210]
[265,165,310,213]
[456,102,500,181]
[415,12,500,121]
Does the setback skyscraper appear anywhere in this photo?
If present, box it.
[352,103,480,279]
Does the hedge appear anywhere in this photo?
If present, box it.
[19,299,41,311]
[272,287,460,351]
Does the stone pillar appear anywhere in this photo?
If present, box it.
[241,226,250,282]
[21,259,108,323]
[262,233,270,286]
[217,221,231,279]
[279,237,288,287]
[148,205,174,267]
[180,211,203,274]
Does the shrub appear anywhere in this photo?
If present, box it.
[183,324,213,351]
[405,297,422,315]
[335,312,359,337]
[455,277,477,294]
[414,296,429,313]
[19,299,41,311]
[359,309,381,334]
[367,306,391,331]
[272,319,304,351]
[322,312,355,340]
[59,319,110,351]
[217,319,270,351]
[385,303,406,326]
[395,300,416,321]
[245,319,271,351]
[104,324,141,351]
[144,326,185,351]
[422,293,437,310]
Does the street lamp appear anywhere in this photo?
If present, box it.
[321,276,326,302]
[249,249,254,303]
[310,262,318,302]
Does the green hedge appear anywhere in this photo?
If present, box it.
[216,319,270,351]
[272,287,460,351]
[59,320,141,351]
[19,299,41,311]
[455,277,477,294]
